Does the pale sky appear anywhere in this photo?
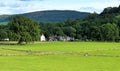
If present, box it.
[0,0,120,15]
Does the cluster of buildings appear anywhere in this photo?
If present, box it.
[40,34,74,42]
[2,34,74,42]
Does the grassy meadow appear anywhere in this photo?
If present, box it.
[0,42,120,71]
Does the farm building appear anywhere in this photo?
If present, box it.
[49,36,74,41]
[40,34,46,41]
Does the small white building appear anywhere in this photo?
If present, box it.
[40,34,46,41]
[4,38,9,41]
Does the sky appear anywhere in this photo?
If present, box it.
[0,0,120,15]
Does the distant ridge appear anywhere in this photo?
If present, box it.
[0,15,10,23]
[0,10,90,23]
[21,10,90,22]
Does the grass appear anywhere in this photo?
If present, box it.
[0,56,120,71]
[0,42,120,71]
[0,22,8,25]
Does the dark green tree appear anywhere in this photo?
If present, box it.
[100,23,119,41]
[40,23,55,40]
[8,15,40,44]
[89,26,101,41]
[0,29,8,40]
[63,26,76,37]
[53,27,64,36]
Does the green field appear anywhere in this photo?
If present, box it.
[0,42,120,71]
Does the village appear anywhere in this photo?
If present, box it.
[41,34,74,41]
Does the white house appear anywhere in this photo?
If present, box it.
[4,38,9,41]
[40,34,46,41]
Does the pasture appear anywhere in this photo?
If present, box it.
[0,42,120,71]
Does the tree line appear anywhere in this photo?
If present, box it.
[0,5,120,43]
[40,5,120,41]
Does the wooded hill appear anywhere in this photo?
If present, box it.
[0,15,10,23]
[0,10,90,23]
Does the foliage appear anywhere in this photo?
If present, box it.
[100,23,119,41]
[39,5,120,41]
[0,29,8,40]
[0,25,8,40]
[8,15,40,44]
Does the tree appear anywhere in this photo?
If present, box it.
[0,25,8,41]
[89,26,101,41]
[63,26,76,37]
[100,23,119,41]
[80,21,91,40]
[40,23,55,40]
[74,23,82,39]
[0,29,8,40]
[53,27,64,36]
[8,15,40,44]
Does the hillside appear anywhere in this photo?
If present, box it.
[0,22,8,25]
[22,10,90,22]
[0,15,10,22]
[0,10,90,23]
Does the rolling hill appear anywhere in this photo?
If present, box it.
[0,10,90,23]
[0,15,10,23]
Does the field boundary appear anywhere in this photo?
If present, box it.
[1,48,120,57]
